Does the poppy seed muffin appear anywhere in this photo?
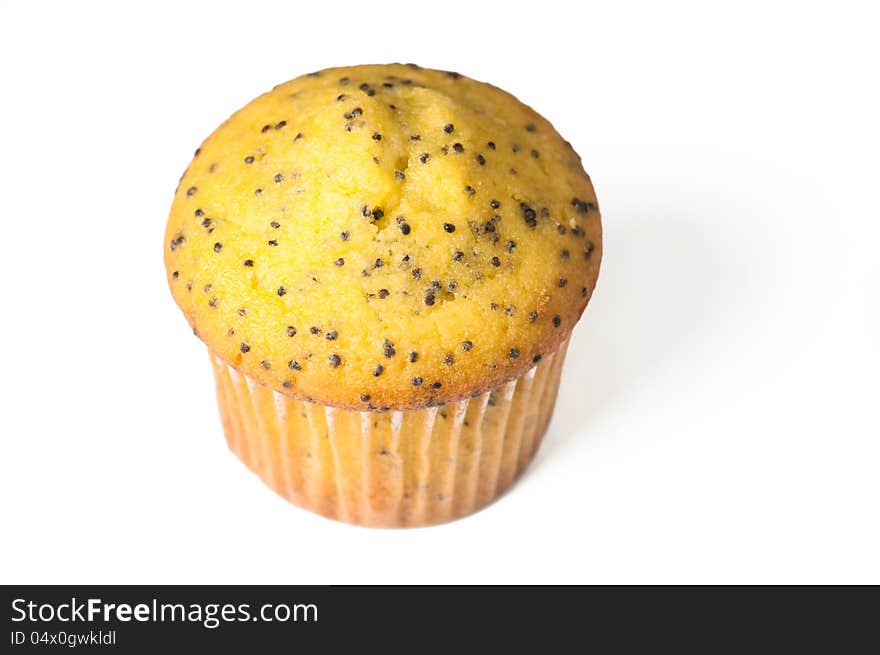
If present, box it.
[164,64,601,526]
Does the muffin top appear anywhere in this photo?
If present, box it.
[165,64,601,410]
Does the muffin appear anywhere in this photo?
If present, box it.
[164,64,601,527]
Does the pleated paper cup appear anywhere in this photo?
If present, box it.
[210,338,569,527]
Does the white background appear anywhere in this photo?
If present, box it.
[1,0,877,584]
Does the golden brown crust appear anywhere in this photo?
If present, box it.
[165,64,601,410]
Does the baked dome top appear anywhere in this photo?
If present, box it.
[165,64,601,409]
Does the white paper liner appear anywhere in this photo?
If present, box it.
[210,339,569,527]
